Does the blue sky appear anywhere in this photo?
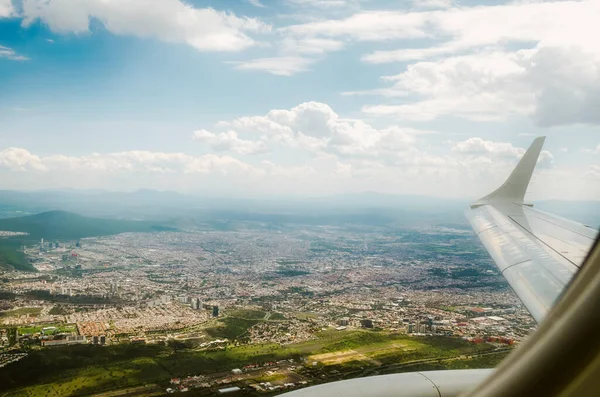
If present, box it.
[0,0,599,200]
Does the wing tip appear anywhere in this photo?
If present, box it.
[474,136,546,205]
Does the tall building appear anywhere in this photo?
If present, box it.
[360,319,373,329]
[415,321,427,334]
[212,306,219,317]
[7,328,17,346]
[193,298,202,310]
[110,280,119,295]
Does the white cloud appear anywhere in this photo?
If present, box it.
[587,164,600,179]
[452,137,554,167]
[247,0,266,8]
[283,0,600,125]
[231,36,344,76]
[362,50,536,121]
[281,37,344,55]
[228,56,316,76]
[412,0,452,10]
[286,0,357,9]
[530,47,600,126]
[0,147,256,175]
[363,43,464,64]
[0,132,593,200]
[283,10,427,41]
[452,137,525,158]
[0,0,14,17]
[212,101,435,157]
[582,144,600,155]
[20,0,271,52]
[354,0,600,63]
[0,45,29,61]
[0,146,356,196]
[192,129,270,155]
[361,47,600,125]
[0,148,47,171]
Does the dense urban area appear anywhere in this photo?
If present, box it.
[0,218,536,396]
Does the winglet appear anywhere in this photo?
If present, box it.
[472,136,546,207]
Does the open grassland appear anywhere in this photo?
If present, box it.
[293,312,319,320]
[0,330,506,397]
[225,309,267,320]
[376,349,512,375]
[204,317,261,340]
[308,332,495,367]
[0,307,42,318]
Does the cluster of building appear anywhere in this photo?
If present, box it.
[165,359,309,395]
[41,335,87,347]
[0,353,27,368]
[1,227,536,363]
[65,302,213,336]
[248,319,318,345]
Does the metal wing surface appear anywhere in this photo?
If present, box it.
[465,137,598,323]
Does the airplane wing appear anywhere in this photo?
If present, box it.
[281,137,597,397]
[465,136,598,323]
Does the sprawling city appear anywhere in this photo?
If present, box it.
[2,0,599,395]
[0,214,537,396]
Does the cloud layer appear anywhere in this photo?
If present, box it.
[212,101,429,157]
[283,0,600,126]
[3,101,591,199]
[6,0,600,127]
[0,0,14,18]
[19,0,270,51]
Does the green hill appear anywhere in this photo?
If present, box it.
[0,211,177,271]
[0,210,176,240]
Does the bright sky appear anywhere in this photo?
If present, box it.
[0,0,599,200]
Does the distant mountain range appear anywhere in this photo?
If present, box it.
[0,189,597,226]
[0,189,470,217]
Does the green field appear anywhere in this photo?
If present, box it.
[294,312,319,320]
[204,318,260,340]
[0,307,42,318]
[18,323,76,335]
[226,309,267,319]
[0,331,507,397]
[376,350,512,375]
[270,312,287,320]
